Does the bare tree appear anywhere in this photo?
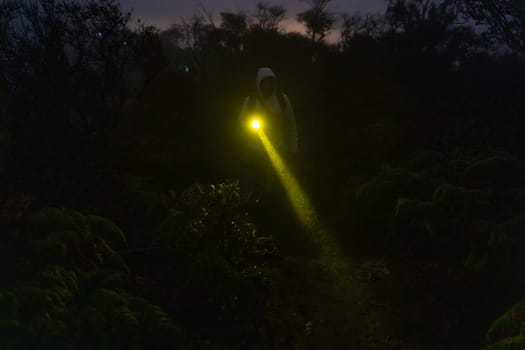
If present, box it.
[1,0,134,133]
[460,0,525,54]
[296,0,336,44]
[174,13,219,74]
[179,14,207,53]
[198,2,217,28]
[253,2,286,32]
[385,0,465,52]
[220,11,248,53]
[161,23,184,48]
[386,0,458,32]
[133,20,166,83]
[340,13,383,43]
[0,1,23,55]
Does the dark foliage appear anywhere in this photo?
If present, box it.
[2,0,525,348]
[0,207,205,349]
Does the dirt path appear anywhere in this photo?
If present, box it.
[261,252,502,350]
[264,162,525,349]
[254,202,506,350]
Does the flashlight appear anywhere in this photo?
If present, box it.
[249,116,263,131]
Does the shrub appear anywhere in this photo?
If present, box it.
[86,215,127,249]
[143,181,278,344]
[486,299,525,346]
[465,152,525,188]
[24,208,87,238]
[403,150,447,171]
[469,216,525,272]
[157,181,278,271]
[484,336,525,350]
[0,208,201,350]
[394,198,441,222]
[22,208,129,270]
[352,168,441,236]
[432,184,493,218]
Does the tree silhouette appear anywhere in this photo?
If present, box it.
[3,0,132,104]
[253,2,287,32]
[385,0,458,33]
[460,0,525,55]
[220,11,248,53]
[384,0,467,55]
[132,21,167,84]
[175,14,217,75]
[340,13,383,50]
[296,0,336,44]
[0,0,139,201]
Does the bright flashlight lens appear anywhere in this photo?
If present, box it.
[251,120,261,129]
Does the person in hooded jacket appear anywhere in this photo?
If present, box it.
[238,67,298,195]
[239,67,298,153]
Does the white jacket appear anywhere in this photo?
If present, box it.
[239,67,298,153]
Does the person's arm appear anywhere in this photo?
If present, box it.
[282,93,298,153]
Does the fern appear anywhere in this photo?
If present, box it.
[25,208,86,238]
[127,295,190,349]
[106,305,140,347]
[0,320,30,348]
[394,198,441,221]
[498,216,525,242]
[90,269,132,289]
[72,306,109,348]
[484,335,525,350]
[36,266,79,295]
[1,207,202,349]
[433,184,489,205]
[0,291,19,318]
[15,286,66,320]
[487,300,525,344]
[86,215,127,248]
[46,230,81,246]
[22,208,131,272]
[27,239,68,265]
[187,253,235,290]
[465,153,525,187]
[91,288,128,311]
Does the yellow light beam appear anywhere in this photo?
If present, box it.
[257,130,316,229]
[257,130,340,266]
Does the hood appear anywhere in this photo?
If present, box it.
[256,67,277,98]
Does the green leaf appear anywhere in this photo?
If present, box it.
[106,306,140,344]
[394,198,441,220]
[484,335,525,350]
[0,291,19,318]
[47,230,80,245]
[25,208,86,238]
[72,306,108,347]
[86,215,127,248]
[487,300,525,343]
[36,266,78,295]
[464,250,488,272]
[91,288,127,312]
[27,239,68,264]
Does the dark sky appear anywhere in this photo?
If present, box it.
[121,0,387,39]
